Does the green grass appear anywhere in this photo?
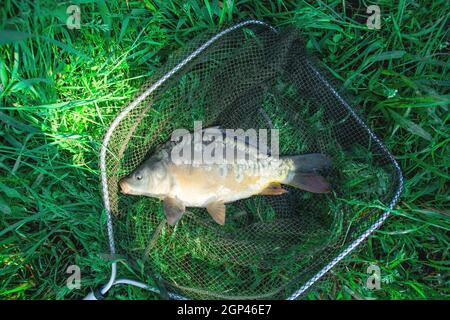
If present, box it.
[0,0,449,299]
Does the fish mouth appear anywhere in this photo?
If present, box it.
[119,179,130,194]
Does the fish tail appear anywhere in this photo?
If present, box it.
[280,153,331,193]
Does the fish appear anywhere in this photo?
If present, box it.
[119,127,331,226]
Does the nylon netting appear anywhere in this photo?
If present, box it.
[102,23,401,299]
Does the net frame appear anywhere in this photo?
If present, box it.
[96,20,403,300]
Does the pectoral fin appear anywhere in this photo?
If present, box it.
[259,182,288,196]
[206,201,226,225]
[163,197,186,226]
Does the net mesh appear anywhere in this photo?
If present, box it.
[103,23,401,299]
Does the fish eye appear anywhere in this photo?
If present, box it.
[135,174,143,181]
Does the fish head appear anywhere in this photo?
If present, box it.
[119,158,168,197]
